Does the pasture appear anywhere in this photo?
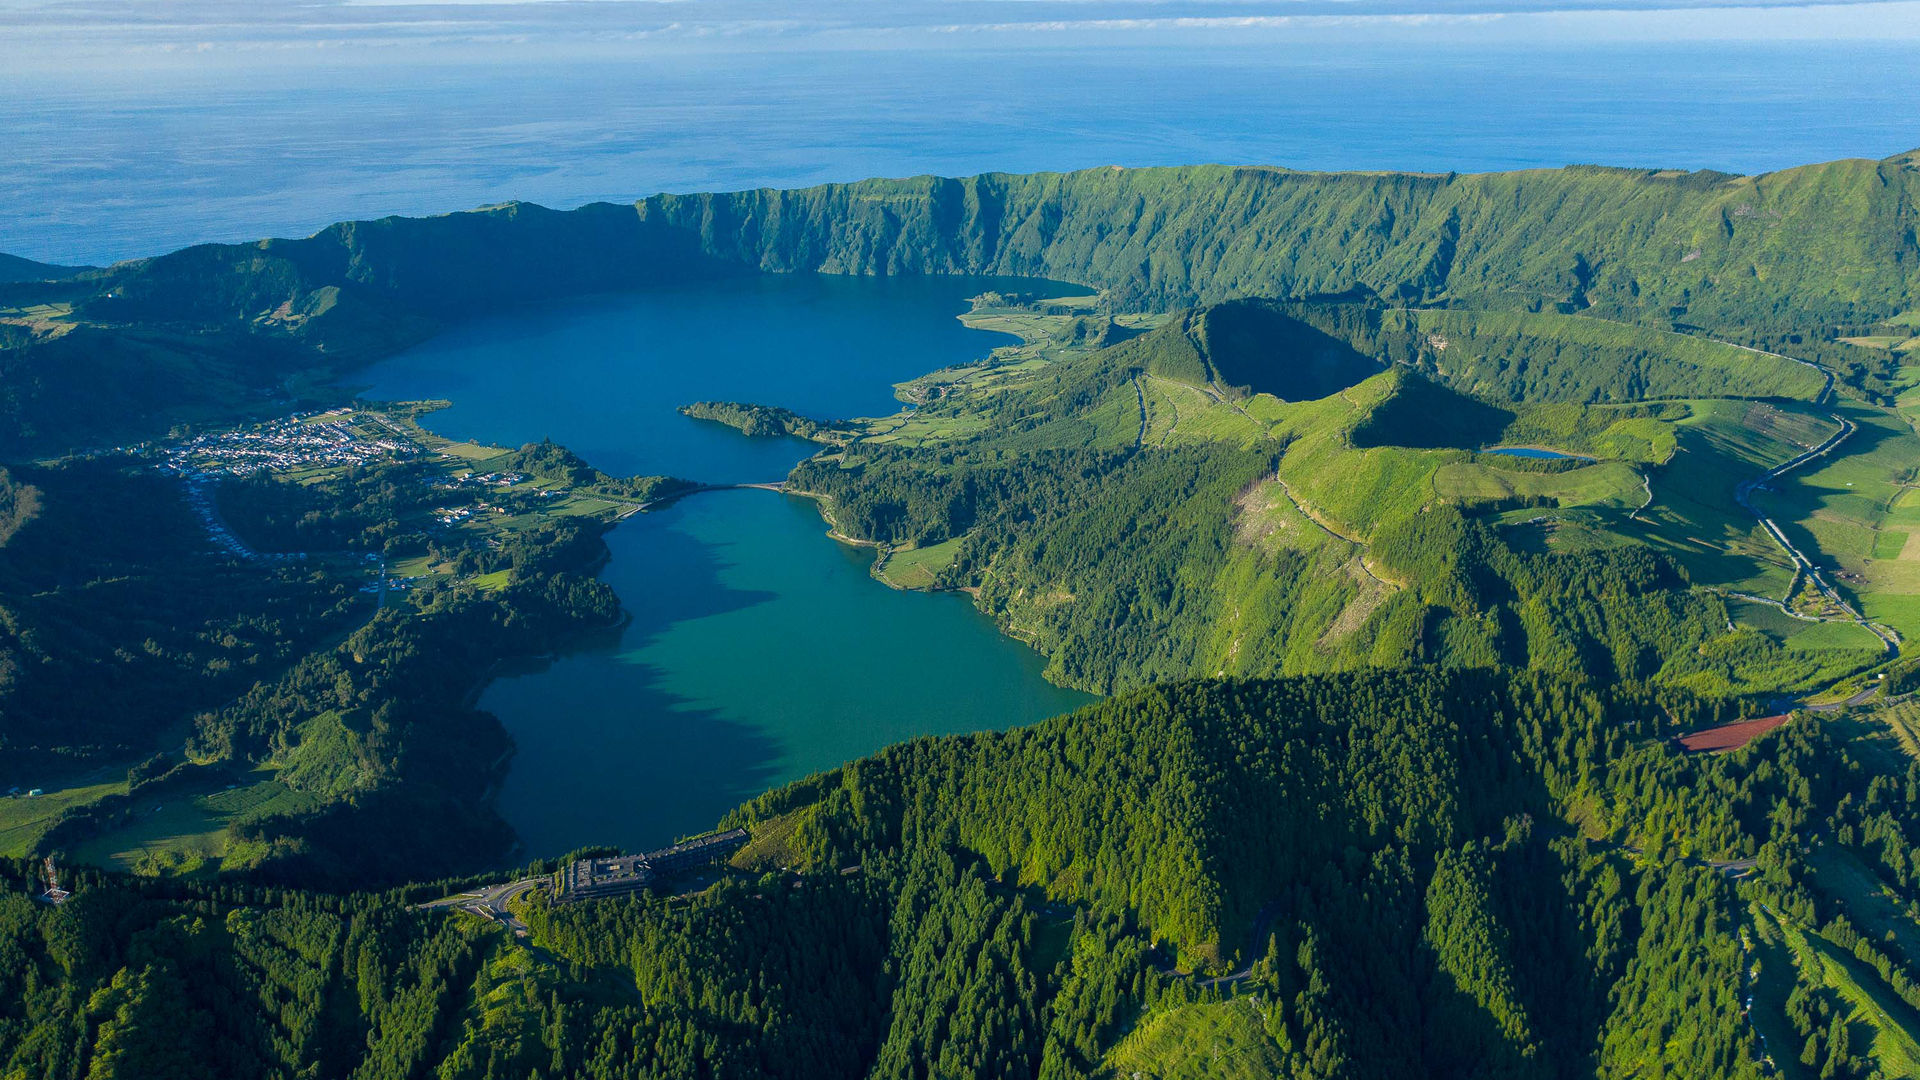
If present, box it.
[70,776,320,875]
[877,536,965,590]
[0,779,128,858]
[1626,398,1838,594]
[1753,399,1920,641]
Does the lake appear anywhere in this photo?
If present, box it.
[360,274,1091,857]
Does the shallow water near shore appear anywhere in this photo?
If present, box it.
[360,273,1090,856]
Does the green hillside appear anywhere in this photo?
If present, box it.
[6,664,1918,1079]
[789,295,1890,697]
[0,149,1916,1079]
[0,252,86,284]
[1,150,1915,456]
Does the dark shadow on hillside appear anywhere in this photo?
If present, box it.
[1180,673,1615,1067]
[1202,299,1386,402]
[1349,370,1516,450]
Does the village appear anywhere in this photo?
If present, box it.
[155,408,421,478]
[134,403,653,603]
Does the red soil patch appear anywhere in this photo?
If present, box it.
[1675,714,1791,754]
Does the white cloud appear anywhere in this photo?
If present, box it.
[4,0,1917,74]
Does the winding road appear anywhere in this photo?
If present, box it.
[416,876,549,937]
[1198,900,1287,988]
[1730,408,1898,655]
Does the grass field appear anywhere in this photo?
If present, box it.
[1725,597,1887,654]
[876,536,965,590]
[1141,376,1271,448]
[1753,398,1920,642]
[1748,907,1818,1080]
[69,775,320,874]
[1868,700,1920,759]
[438,440,512,462]
[1433,459,1646,510]
[1626,399,1839,594]
[1104,998,1287,1080]
[0,779,128,858]
[729,809,805,870]
[1809,847,1920,966]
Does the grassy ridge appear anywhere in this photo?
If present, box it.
[636,155,1920,324]
[2,150,1914,456]
[795,296,1886,697]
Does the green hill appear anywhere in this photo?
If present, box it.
[6,664,1916,1079]
[35,150,1920,336]
[0,149,1915,1078]
[792,301,1881,697]
[0,252,86,283]
[1105,300,1386,402]
[1,150,1913,455]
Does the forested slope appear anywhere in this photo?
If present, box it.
[6,665,1918,1079]
[1,150,1914,1080]
[791,296,1881,697]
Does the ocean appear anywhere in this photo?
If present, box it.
[5,41,1916,266]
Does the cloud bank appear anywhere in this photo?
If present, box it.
[5,0,1918,74]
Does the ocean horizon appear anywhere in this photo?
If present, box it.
[7,39,1918,267]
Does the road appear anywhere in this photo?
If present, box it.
[416,876,549,937]
[1805,683,1885,713]
[1570,320,1892,655]
[1703,337,1834,406]
[1197,900,1287,987]
[1268,475,1395,589]
[1617,843,1757,877]
[623,480,789,518]
[1730,403,1899,656]
[1629,472,1654,523]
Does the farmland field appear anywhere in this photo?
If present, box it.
[877,536,965,590]
[0,779,128,858]
[69,776,321,874]
[1745,397,1920,642]
[1627,399,1841,594]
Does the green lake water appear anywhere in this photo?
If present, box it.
[359,274,1091,857]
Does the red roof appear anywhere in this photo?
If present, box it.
[1676,714,1791,753]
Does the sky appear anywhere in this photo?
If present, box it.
[4,0,1919,75]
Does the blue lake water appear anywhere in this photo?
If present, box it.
[349,274,1058,485]
[17,28,1914,856]
[360,275,1091,856]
